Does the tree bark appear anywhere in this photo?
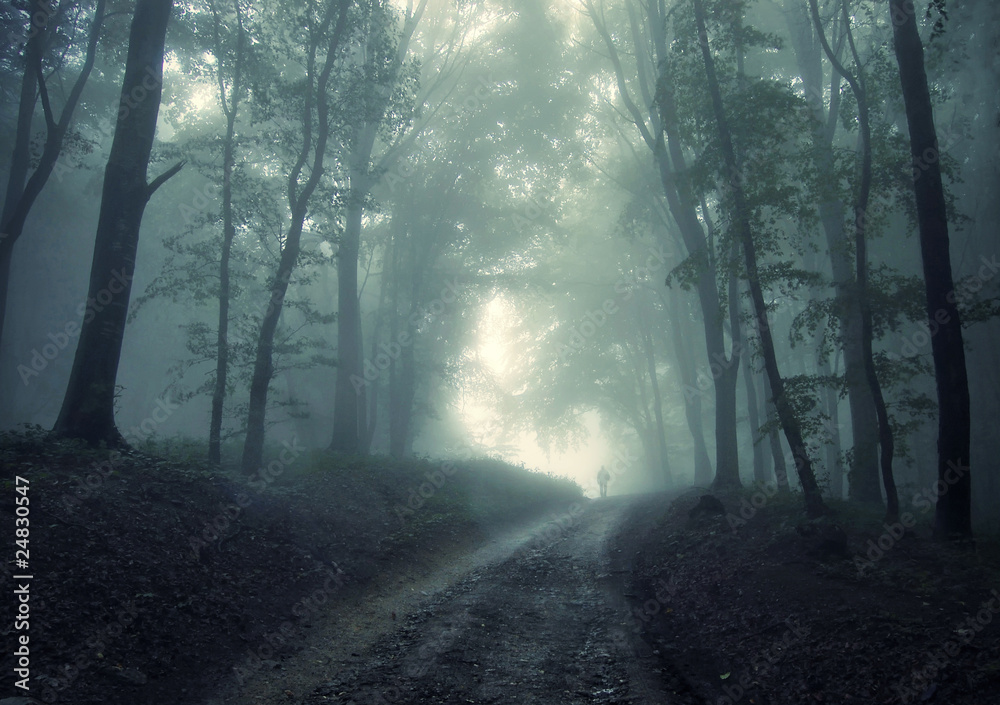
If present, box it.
[329,137,371,454]
[762,371,790,489]
[329,0,428,454]
[742,341,766,484]
[52,0,177,445]
[818,353,844,498]
[888,0,971,538]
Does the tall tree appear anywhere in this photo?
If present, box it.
[587,0,742,489]
[0,0,106,351]
[240,0,352,474]
[691,0,825,516]
[329,0,427,454]
[784,1,882,504]
[810,0,898,519]
[52,0,181,445]
[208,0,248,465]
[887,0,971,538]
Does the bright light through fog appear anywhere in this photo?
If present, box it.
[461,297,613,496]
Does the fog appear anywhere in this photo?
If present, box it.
[1,0,997,521]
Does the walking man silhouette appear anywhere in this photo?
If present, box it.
[597,466,611,498]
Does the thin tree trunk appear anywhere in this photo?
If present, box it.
[819,353,844,498]
[653,112,740,488]
[329,144,370,454]
[742,339,766,484]
[52,0,178,445]
[241,0,352,474]
[786,2,882,504]
[666,292,713,484]
[642,325,671,486]
[762,371,789,489]
[588,0,740,488]
[812,0,898,519]
[693,0,825,516]
[388,229,427,459]
[361,237,392,454]
[388,337,416,459]
[0,0,106,350]
[888,0,971,539]
[209,0,245,466]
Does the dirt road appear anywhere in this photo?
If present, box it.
[222,494,694,705]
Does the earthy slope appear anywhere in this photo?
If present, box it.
[0,429,581,705]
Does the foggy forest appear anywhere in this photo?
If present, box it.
[0,0,998,703]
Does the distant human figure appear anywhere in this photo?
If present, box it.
[597,466,611,498]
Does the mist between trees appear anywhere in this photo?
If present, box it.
[0,0,996,532]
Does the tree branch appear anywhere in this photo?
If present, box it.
[146,160,186,200]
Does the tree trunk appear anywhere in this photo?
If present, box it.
[1,0,106,351]
[241,0,351,474]
[587,0,739,488]
[819,354,844,498]
[360,252,390,455]
[52,0,176,445]
[666,291,713,484]
[693,0,825,515]
[0,3,42,353]
[888,0,971,539]
[786,2,882,504]
[642,325,671,486]
[762,371,789,489]
[742,342,766,484]
[653,115,740,488]
[208,0,245,466]
[329,153,369,454]
[811,0,898,518]
[388,335,416,459]
[329,2,427,454]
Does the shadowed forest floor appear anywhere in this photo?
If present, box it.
[2,433,999,704]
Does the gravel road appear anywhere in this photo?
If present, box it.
[294,494,683,705]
